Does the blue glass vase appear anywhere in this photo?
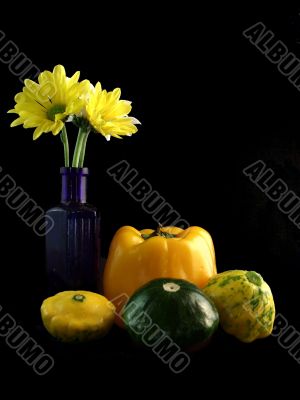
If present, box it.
[45,167,101,294]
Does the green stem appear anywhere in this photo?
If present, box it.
[79,128,90,168]
[60,125,70,167]
[141,225,177,240]
[72,127,86,168]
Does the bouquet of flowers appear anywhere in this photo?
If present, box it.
[8,64,140,166]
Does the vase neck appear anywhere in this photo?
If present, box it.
[60,167,89,204]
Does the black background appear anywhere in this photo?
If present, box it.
[0,4,299,394]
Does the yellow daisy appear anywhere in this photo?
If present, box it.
[8,65,90,140]
[85,82,140,141]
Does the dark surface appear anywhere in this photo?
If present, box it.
[0,4,299,394]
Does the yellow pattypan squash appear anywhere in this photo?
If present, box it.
[203,270,275,343]
[41,291,115,342]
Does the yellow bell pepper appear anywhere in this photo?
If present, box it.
[103,225,217,321]
[41,291,115,342]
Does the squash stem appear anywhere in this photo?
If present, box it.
[72,294,86,302]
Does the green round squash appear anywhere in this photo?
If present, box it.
[122,278,219,350]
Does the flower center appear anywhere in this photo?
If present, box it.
[47,104,66,121]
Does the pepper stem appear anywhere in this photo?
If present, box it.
[142,225,177,240]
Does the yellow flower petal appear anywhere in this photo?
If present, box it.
[23,117,44,128]
[95,82,102,92]
[53,65,66,82]
[33,126,44,140]
[10,117,24,127]
[69,71,80,85]
[106,88,121,104]
[103,100,132,120]
[52,120,64,135]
